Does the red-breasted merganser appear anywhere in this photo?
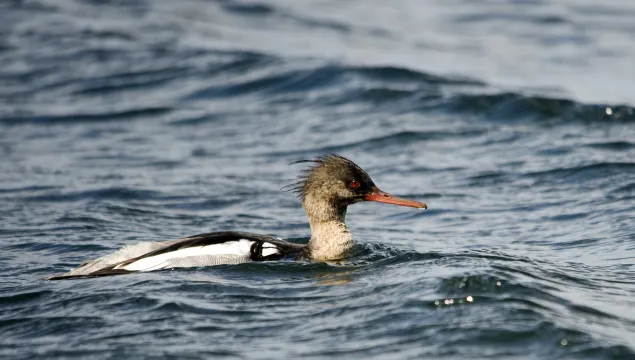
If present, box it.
[48,154,426,280]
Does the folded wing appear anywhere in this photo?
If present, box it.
[48,231,303,280]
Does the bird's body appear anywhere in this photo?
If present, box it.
[48,154,426,280]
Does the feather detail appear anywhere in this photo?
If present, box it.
[47,231,303,280]
[117,239,255,271]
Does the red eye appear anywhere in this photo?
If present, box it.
[350,180,360,189]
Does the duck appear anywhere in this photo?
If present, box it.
[48,154,426,280]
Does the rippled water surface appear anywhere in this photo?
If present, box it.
[1,0,635,359]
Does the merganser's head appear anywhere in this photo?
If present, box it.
[289,154,427,209]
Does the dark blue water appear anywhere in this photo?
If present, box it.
[1,0,635,359]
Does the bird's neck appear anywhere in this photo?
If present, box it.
[303,194,354,261]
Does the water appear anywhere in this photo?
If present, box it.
[1,0,635,358]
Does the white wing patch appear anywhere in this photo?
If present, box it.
[262,243,280,257]
[117,239,255,272]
